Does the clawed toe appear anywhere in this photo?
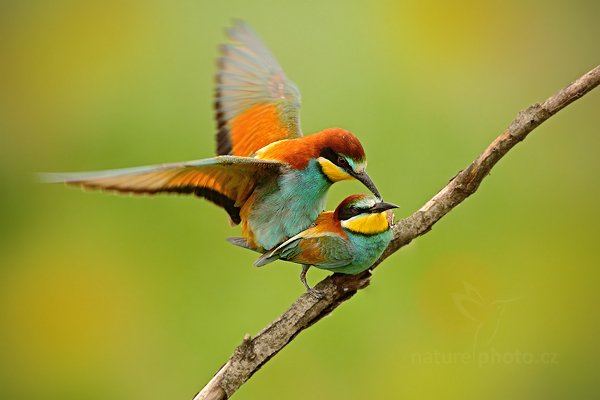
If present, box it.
[307,288,324,300]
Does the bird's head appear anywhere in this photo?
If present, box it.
[315,128,381,199]
[334,194,398,235]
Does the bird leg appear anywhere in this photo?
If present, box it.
[300,265,323,299]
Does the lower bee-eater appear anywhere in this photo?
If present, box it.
[252,194,397,295]
[43,21,384,252]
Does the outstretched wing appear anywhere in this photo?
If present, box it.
[41,157,286,225]
[255,230,354,270]
[216,20,302,157]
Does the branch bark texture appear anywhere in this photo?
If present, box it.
[193,65,600,400]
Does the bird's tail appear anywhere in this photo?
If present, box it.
[254,250,280,267]
[226,237,262,253]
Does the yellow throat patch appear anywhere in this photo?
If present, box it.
[317,157,352,182]
[341,212,389,235]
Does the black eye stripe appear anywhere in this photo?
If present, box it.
[338,205,368,221]
[319,147,349,170]
[319,147,337,164]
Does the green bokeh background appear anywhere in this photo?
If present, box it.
[1,1,599,399]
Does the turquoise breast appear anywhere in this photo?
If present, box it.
[248,159,331,250]
[328,229,393,274]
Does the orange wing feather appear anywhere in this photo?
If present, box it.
[42,157,285,225]
[229,103,292,156]
[215,20,302,157]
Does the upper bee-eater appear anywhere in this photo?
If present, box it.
[43,21,382,252]
[251,194,397,294]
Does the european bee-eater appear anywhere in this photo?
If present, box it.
[252,194,398,294]
[43,21,382,252]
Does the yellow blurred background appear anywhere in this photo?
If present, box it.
[0,1,599,399]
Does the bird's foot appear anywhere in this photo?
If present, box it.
[307,287,324,300]
[300,265,323,300]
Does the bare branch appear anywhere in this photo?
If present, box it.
[193,64,600,400]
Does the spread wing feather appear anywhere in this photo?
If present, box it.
[41,157,286,225]
[215,20,302,156]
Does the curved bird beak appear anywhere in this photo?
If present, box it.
[352,170,382,200]
[370,201,399,213]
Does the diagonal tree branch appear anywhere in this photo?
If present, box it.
[193,64,600,400]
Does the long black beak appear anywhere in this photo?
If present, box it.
[352,170,382,200]
[369,201,399,213]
